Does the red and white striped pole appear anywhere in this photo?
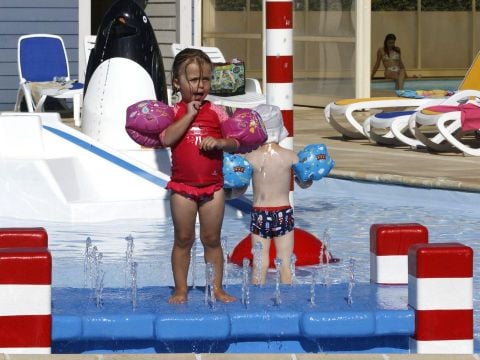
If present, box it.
[265,0,294,153]
[0,228,52,354]
[408,243,473,354]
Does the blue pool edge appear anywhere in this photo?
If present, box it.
[51,284,415,354]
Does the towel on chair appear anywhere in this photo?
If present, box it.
[29,81,79,104]
[396,89,454,99]
[425,103,480,131]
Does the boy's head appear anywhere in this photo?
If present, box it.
[254,104,288,144]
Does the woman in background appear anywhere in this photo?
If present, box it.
[371,33,407,90]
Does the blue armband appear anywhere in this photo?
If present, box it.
[223,153,253,188]
[293,144,335,182]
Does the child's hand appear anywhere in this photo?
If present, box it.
[295,176,313,189]
[186,101,202,117]
[200,136,223,151]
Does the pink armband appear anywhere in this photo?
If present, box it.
[125,100,174,148]
[221,108,267,153]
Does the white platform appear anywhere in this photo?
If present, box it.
[0,112,171,222]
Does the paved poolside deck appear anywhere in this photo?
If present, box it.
[293,106,480,193]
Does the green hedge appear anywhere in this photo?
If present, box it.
[372,0,474,11]
[215,0,354,11]
[214,0,476,12]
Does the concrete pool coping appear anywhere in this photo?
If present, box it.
[330,170,480,194]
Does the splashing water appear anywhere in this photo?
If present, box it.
[221,235,229,287]
[124,234,135,289]
[190,239,198,289]
[83,237,93,288]
[92,246,105,308]
[290,253,297,285]
[321,228,331,287]
[309,267,318,306]
[131,261,138,310]
[346,258,356,305]
[273,257,282,306]
[252,241,263,285]
[241,257,250,307]
[204,262,216,309]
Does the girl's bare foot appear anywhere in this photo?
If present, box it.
[214,288,236,303]
[169,288,188,304]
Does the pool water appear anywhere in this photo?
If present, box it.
[372,77,462,91]
[1,178,479,350]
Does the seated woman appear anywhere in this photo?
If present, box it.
[371,33,407,90]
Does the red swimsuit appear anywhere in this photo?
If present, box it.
[164,101,229,201]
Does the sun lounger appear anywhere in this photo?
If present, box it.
[327,51,480,141]
[15,34,84,127]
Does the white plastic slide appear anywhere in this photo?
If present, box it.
[0,112,171,222]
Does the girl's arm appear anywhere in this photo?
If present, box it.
[202,103,240,152]
[398,48,407,72]
[200,137,239,152]
[371,48,383,78]
[160,101,199,147]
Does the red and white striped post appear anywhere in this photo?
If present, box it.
[370,223,428,284]
[0,228,52,354]
[265,0,294,152]
[408,243,473,354]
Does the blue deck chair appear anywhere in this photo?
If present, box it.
[15,34,84,126]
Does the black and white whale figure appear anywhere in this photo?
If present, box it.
[82,0,169,151]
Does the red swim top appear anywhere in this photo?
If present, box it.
[169,101,229,186]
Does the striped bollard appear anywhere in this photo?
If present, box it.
[266,0,294,198]
[0,227,52,354]
[266,0,294,152]
[370,223,428,284]
[408,243,473,354]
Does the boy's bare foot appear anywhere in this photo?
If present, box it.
[214,288,236,303]
[168,289,188,304]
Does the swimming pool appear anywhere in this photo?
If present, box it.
[1,177,479,353]
[372,77,462,91]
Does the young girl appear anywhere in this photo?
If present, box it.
[371,33,407,90]
[160,48,237,304]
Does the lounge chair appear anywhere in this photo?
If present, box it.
[14,34,84,127]
[434,107,480,156]
[171,44,265,108]
[361,52,480,147]
[362,110,417,146]
[408,100,480,155]
[363,104,459,149]
[326,51,480,141]
[84,35,97,71]
[324,96,435,140]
